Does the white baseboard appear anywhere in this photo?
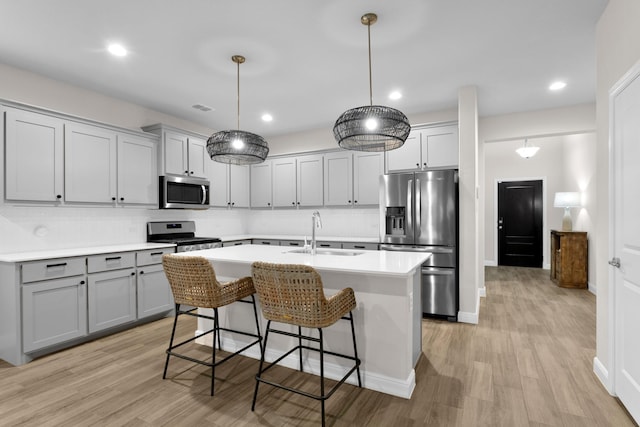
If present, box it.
[588,282,597,295]
[593,356,614,395]
[484,260,497,267]
[479,287,486,298]
[194,331,416,399]
[457,310,479,324]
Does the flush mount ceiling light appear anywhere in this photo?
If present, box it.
[516,139,540,158]
[549,81,567,91]
[207,55,269,165]
[333,13,411,152]
[107,43,127,57]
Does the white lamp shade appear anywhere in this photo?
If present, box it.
[554,192,581,208]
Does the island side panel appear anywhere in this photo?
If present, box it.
[199,259,419,398]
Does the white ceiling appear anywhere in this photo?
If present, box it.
[0,0,607,137]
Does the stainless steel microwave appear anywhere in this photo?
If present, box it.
[159,175,210,209]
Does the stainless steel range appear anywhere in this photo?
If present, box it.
[147,221,222,252]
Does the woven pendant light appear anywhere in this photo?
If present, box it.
[207,55,269,165]
[333,13,410,152]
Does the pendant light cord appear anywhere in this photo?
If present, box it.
[236,59,241,130]
[367,21,373,106]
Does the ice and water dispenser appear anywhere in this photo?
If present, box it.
[384,207,406,236]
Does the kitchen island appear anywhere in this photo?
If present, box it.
[175,244,430,399]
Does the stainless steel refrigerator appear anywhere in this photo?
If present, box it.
[379,170,458,321]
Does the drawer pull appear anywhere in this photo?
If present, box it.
[105,256,122,261]
[354,245,365,249]
[150,252,163,256]
[46,262,67,268]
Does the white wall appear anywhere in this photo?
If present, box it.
[594,0,640,386]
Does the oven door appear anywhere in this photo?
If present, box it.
[160,176,210,209]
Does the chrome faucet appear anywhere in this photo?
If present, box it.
[311,211,322,255]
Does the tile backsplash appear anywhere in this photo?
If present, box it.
[0,205,379,254]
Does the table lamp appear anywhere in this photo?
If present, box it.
[554,192,581,231]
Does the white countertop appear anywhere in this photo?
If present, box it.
[221,234,379,243]
[177,244,430,277]
[0,243,175,263]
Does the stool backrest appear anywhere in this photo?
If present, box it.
[162,254,231,308]
[251,262,330,328]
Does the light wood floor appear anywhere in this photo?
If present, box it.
[0,266,636,426]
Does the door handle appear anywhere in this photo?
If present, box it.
[609,257,621,268]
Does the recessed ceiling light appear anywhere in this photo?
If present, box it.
[549,81,567,91]
[389,91,402,100]
[107,43,127,57]
[261,113,273,122]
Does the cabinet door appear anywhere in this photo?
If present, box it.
[273,157,297,207]
[5,108,64,202]
[386,130,421,172]
[251,160,273,208]
[187,137,208,178]
[163,131,188,176]
[88,268,136,333]
[117,134,158,205]
[22,276,87,352]
[137,264,173,318]
[207,161,230,207]
[353,152,383,205]
[229,164,250,208]
[65,123,117,203]
[297,154,323,206]
[422,125,459,168]
[324,151,353,206]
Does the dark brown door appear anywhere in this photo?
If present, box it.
[498,180,543,267]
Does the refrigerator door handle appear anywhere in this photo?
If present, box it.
[407,179,413,234]
[415,178,421,239]
[421,268,454,276]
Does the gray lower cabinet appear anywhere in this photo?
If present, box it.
[88,268,137,333]
[22,275,88,353]
[137,263,173,318]
[342,242,379,250]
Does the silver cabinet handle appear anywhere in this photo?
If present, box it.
[609,257,621,268]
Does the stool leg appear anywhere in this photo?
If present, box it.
[319,328,325,427]
[349,311,362,387]
[298,326,303,372]
[163,303,180,379]
[252,320,271,411]
[250,295,263,356]
[214,307,222,351]
[211,309,218,396]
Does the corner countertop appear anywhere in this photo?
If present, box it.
[0,243,176,263]
[221,234,379,243]
[177,244,430,277]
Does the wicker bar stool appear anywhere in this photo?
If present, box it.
[161,254,262,396]
[250,262,361,427]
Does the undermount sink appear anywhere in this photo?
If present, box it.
[286,248,364,256]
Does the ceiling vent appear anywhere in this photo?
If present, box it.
[192,104,213,112]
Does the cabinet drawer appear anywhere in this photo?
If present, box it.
[316,241,341,249]
[342,242,379,251]
[252,239,281,245]
[137,248,175,266]
[87,252,135,273]
[280,240,304,247]
[223,240,252,247]
[22,257,86,283]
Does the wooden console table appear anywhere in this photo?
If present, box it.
[550,230,588,288]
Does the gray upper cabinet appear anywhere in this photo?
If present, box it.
[386,123,459,172]
[142,123,208,179]
[64,123,117,203]
[272,154,323,207]
[324,151,382,206]
[117,133,158,206]
[5,107,64,202]
[250,160,273,208]
[207,160,250,208]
